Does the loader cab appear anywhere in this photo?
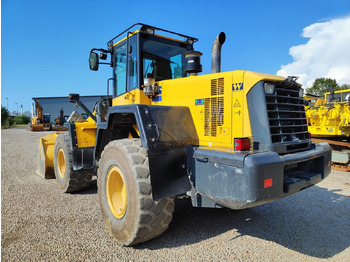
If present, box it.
[89,24,197,99]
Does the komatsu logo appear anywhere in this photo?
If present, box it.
[232,83,243,91]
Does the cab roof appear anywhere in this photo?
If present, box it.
[107,23,198,48]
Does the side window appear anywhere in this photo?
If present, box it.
[342,91,350,102]
[114,37,138,97]
[334,93,341,102]
[170,54,186,79]
[115,44,127,97]
[128,36,137,91]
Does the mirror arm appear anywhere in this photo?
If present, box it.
[75,100,97,123]
[90,48,111,54]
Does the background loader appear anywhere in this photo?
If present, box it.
[305,89,350,171]
[38,23,332,246]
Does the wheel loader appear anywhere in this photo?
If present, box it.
[38,23,332,246]
[305,89,350,171]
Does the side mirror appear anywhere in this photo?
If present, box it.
[89,52,99,71]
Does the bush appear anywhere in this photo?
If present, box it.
[2,107,30,128]
[13,115,30,125]
[2,106,9,126]
[8,117,14,126]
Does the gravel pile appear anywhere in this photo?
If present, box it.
[2,128,350,261]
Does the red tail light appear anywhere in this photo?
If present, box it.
[309,132,312,139]
[234,137,251,151]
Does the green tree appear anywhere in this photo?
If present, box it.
[2,106,9,126]
[13,115,30,125]
[306,78,340,96]
[340,83,350,90]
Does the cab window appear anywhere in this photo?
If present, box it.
[115,44,127,97]
[114,36,138,97]
[142,38,188,82]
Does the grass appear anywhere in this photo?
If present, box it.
[1,124,28,129]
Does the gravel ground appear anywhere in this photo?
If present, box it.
[1,127,350,261]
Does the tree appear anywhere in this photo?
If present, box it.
[340,83,350,90]
[306,78,339,96]
[2,106,9,126]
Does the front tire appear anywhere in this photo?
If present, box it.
[53,133,92,192]
[97,138,175,246]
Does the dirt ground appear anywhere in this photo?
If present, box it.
[1,127,350,261]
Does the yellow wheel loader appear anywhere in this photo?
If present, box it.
[38,23,331,246]
[305,89,350,171]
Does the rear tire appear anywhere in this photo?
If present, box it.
[97,138,175,246]
[53,133,92,192]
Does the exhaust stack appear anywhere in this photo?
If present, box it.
[211,32,226,74]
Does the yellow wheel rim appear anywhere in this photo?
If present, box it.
[106,166,127,219]
[57,148,66,179]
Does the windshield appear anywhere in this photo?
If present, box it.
[326,91,350,103]
[142,38,189,82]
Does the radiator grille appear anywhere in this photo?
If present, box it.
[204,78,225,137]
[265,82,309,146]
[211,78,224,96]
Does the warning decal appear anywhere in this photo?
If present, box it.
[233,99,241,107]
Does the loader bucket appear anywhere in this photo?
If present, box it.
[31,124,44,132]
[37,133,61,178]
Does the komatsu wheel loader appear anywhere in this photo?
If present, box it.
[305,89,350,171]
[38,23,331,246]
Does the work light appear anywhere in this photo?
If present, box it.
[264,83,275,95]
[299,88,304,97]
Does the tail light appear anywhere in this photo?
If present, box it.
[234,137,251,151]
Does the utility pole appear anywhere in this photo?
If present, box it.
[6,98,8,110]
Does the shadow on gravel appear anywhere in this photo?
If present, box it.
[136,186,350,258]
[73,179,98,195]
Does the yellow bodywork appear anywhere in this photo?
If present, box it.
[74,117,97,148]
[142,70,284,149]
[306,89,350,137]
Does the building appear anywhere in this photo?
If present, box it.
[32,95,108,124]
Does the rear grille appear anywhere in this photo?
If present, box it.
[204,78,225,137]
[265,82,309,145]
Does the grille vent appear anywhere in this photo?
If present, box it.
[211,78,224,96]
[265,82,309,149]
[204,78,225,137]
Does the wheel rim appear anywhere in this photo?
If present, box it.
[106,166,127,219]
[57,148,66,179]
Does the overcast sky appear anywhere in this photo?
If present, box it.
[2,0,350,112]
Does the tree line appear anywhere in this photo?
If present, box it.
[1,106,30,128]
[306,78,350,96]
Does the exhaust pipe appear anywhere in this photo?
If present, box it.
[211,32,226,74]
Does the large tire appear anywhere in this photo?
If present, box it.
[53,133,92,192]
[97,138,175,246]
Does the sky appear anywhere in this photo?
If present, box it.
[1,0,350,113]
